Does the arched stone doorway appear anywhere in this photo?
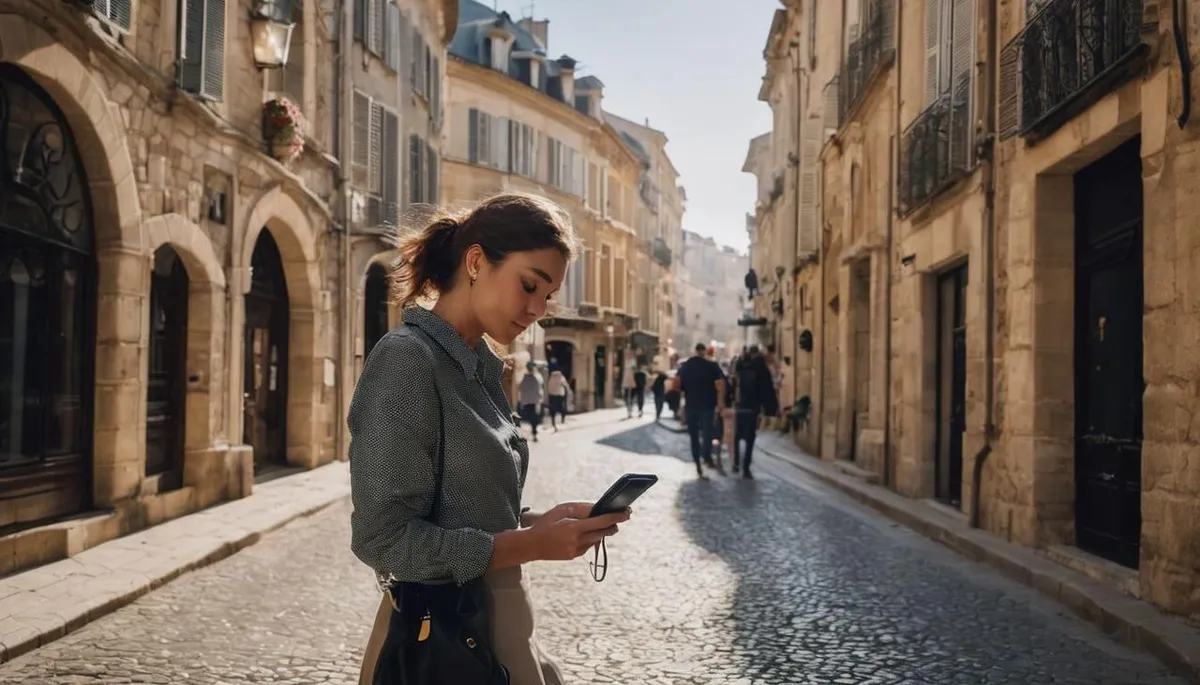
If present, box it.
[0,64,95,526]
[244,231,290,474]
[146,245,188,491]
[363,262,389,360]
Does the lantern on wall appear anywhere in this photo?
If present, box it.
[250,0,296,68]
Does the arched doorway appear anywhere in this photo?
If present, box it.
[363,262,389,360]
[0,65,95,525]
[244,231,289,474]
[146,245,188,491]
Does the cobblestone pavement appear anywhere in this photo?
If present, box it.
[0,411,1187,684]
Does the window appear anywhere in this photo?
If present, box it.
[178,0,225,101]
[385,3,402,70]
[468,109,492,166]
[353,0,389,59]
[411,28,428,97]
[430,56,442,123]
[508,121,535,176]
[599,245,613,308]
[424,140,439,204]
[925,0,974,106]
[351,91,385,194]
[380,110,400,226]
[94,0,133,30]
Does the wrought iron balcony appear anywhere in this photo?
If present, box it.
[1000,0,1147,141]
[651,236,673,269]
[835,0,895,126]
[899,93,972,213]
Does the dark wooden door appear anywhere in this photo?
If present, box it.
[244,233,289,473]
[1074,137,1143,569]
[145,246,188,491]
[936,264,967,507]
[363,263,389,361]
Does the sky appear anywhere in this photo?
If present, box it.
[489,0,778,252]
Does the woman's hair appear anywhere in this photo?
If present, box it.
[390,192,578,309]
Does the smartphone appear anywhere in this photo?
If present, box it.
[589,473,659,517]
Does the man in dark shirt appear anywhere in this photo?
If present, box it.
[676,343,726,479]
[732,345,779,479]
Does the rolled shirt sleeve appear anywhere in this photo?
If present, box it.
[348,332,495,585]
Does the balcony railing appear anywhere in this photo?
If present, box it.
[1000,0,1146,140]
[899,93,972,213]
[834,0,895,126]
[651,236,673,269]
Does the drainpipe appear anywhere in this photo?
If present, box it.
[970,0,1000,528]
[334,0,353,461]
[883,2,901,489]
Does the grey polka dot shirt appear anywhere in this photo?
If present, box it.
[347,306,529,586]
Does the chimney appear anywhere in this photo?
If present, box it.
[517,17,549,48]
[556,55,576,105]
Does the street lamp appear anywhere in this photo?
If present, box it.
[250,0,296,69]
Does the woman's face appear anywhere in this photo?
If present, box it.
[472,247,568,345]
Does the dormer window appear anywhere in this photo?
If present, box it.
[487,25,513,72]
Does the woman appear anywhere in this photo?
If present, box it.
[349,193,632,685]
[546,368,569,430]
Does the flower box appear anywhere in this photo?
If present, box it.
[262,97,307,163]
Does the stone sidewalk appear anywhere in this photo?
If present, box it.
[751,430,1200,684]
[0,462,351,664]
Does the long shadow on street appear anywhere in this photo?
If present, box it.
[597,421,1185,685]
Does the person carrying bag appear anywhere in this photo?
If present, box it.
[349,194,632,685]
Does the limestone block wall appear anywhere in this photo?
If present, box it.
[2,0,339,563]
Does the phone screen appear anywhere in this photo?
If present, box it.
[590,474,658,517]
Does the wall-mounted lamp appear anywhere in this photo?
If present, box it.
[250,0,296,69]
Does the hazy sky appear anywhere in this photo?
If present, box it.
[488,0,777,252]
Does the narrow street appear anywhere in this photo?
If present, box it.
[0,410,1184,685]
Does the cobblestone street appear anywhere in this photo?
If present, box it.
[0,410,1186,684]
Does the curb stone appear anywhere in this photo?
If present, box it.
[754,436,1200,684]
[0,461,351,664]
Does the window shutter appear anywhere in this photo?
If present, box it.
[410,27,421,91]
[352,92,370,187]
[468,108,479,164]
[369,103,383,194]
[178,0,224,100]
[949,0,975,171]
[354,0,366,42]
[494,117,509,171]
[425,142,438,204]
[202,0,225,100]
[798,113,821,257]
[95,0,133,29]
[409,135,422,204]
[384,2,397,69]
[431,57,442,124]
[924,0,942,104]
[998,37,1022,140]
[573,150,585,197]
[382,111,399,226]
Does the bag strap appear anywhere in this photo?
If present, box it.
[429,378,446,520]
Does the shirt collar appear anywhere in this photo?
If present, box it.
[402,306,503,381]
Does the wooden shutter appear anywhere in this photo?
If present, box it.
[468,109,479,164]
[369,0,385,56]
[478,112,492,166]
[573,150,585,197]
[179,0,224,100]
[494,117,509,171]
[997,37,1022,139]
[385,2,398,69]
[354,0,366,42]
[352,92,370,187]
[798,112,821,257]
[369,103,383,194]
[949,0,975,170]
[409,135,422,204]
[95,0,133,29]
[425,142,438,204]
[924,0,942,104]
[431,57,442,124]
[382,110,399,226]
[424,44,433,99]
[410,27,421,92]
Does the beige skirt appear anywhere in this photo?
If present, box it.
[359,566,564,685]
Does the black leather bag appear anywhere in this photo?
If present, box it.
[371,384,509,685]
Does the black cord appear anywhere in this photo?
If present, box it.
[1175,0,1192,128]
[588,537,608,583]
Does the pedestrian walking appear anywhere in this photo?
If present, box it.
[546,368,569,430]
[650,369,667,421]
[732,345,780,479]
[675,342,726,479]
[621,360,637,418]
[518,362,544,442]
[348,193,631,685]
[632,365,647,418]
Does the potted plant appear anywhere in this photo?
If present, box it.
[262,97,306,163]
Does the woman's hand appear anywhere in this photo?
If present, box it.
[528,504,631,561]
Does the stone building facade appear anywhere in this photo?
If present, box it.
[442,0,678,410]
[675,231,748,358]
[0,0,458,577]
[750,0,1200,620]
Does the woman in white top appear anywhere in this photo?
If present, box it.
[546,369,569,430]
